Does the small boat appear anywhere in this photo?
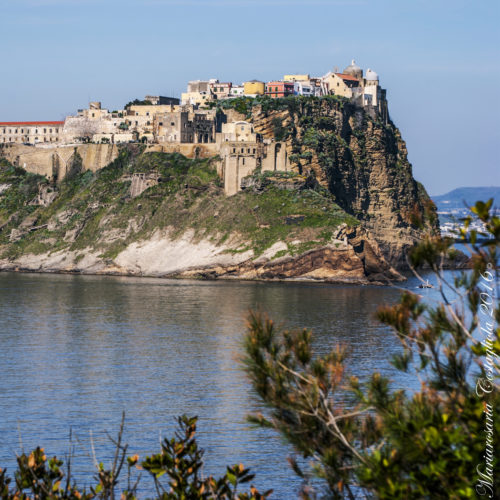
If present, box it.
[418,280,433,289]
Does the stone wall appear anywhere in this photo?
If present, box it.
[0,143,119,182]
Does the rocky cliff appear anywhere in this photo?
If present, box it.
[221,96,438,268]
[0,96,436,283]
[0,144,404,284]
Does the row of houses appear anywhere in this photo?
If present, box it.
[0,61,387,147]
[180,60,386,113]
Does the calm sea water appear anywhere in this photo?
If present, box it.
[0,271,441,498]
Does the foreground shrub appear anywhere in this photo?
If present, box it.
[0,415,271,500]
[244,200,499,499]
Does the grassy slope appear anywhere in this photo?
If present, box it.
[0,148,357,263]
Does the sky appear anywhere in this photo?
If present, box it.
[0,0,499,195]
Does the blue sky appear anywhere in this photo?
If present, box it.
[0,0,499,195]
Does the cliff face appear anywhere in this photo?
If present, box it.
[0,97,436,281]
[0,147,402,284]
[224,97,437,268]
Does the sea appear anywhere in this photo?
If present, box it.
[0,269,455,498]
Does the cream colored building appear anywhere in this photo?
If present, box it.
[284,74,310,82]
[0,121,64,144]
[218,121,258,143]
[181,91,213,106]
[321,72,360,98]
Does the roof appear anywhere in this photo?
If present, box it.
[335,73,359,82]
[0,121,64,126]
[266,81,294,85]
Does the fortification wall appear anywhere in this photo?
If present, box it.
[144,143,219,158]
[0,144,119,182]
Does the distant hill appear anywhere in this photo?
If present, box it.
[432,187,500,212]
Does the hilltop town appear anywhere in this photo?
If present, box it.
[0,61,388,195]
[0,59,437,283]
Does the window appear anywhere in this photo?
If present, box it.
[35,129,38,133]
[171,122,175,126]
[15,129,18,133]
[56,128,59,133]
[253,148,256,154]
[232,148,236,153]
[92,113,95,117]
[242,158,245,165]
[44,128,46,133]
[159,122,163,126]
[146,112,150,116]
[49,129,52,133]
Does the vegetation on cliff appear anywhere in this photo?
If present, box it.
[0,148,357,263]
[222,95,437,267]
[0,95,438,275]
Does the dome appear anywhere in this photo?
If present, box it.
[343,59,362,77]
[365,68,379,81]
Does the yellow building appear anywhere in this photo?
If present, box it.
[243,80,265,95]
[283,74,309,82]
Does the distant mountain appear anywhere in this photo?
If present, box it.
[432,187,500,212]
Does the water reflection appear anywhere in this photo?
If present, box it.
[0,271,439,497]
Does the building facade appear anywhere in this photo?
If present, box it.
[265,81,295,98]
[0,121,64,144]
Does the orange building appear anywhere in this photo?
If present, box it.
[265,81,295,98]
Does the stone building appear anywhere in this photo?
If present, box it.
[181,79,217,105]
[218,121,263,195]
[321,60,388,122]
[209,82,232,100]
[144,95,179,105]
[63,102,128,143]
[217,121,291,195]
[321,71,360,98]
[0,121,64,144]
[155,107,218,144]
